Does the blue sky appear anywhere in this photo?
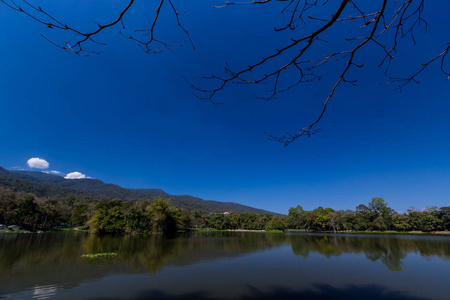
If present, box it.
[1,1,449,214]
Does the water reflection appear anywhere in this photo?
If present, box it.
[32,284,60,300]
[0,232,449,298]
[289,234,450,271]
[86,284,432,300]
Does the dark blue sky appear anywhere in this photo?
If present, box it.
[1,1,449,214]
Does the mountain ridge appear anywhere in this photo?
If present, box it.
[0,167,281,215]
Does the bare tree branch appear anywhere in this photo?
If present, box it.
[190,0,446,145]
[1,0,135,55]
[1,0,194,55]
[2,0,447,145]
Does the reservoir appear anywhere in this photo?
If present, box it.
[0,232,449,299]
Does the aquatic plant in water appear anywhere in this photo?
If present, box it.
[81,253,118,259]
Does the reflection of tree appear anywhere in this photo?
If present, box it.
[0,231,288,284]
[83,234,188,273]
[1,231,449,293]
[289,234,450,271]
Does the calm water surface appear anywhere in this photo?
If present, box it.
[0,232,449,299]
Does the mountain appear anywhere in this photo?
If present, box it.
[0,167,88,199]
[8,170,66,184]
[0,167,280,215]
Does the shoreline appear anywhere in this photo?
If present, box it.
[188,228,450,236]
[2,228,449,236]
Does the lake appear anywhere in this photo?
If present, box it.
[0,231,449,299]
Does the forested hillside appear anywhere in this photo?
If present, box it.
[0,167,277,215]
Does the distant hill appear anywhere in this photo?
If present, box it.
[0,168,89,199]
[0,167,280,215]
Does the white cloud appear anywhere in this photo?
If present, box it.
[27,157,49,169]
[42,170,64,176]
[64,171,91,179]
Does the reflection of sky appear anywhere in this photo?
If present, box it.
[32,285,60,300]
[7,284,62,300]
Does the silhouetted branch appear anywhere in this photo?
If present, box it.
[1,0,135,55]
[2,0,447,145]
[386,43,450,90]
[190,0,445,145]
[1,0,193,55]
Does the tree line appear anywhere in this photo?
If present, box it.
[1,187,449,234]
[286,197,450,232]
[0,187,187,235]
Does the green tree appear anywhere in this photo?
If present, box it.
[419,212,442,232]
[407,209,422,230]
[178,213,191,230]
[39,200,61,229]
[439,207,450,230]
[87,199,129,234]
[240,212,259,230]
[17,194,38,228]
[0,189,18,225]
[328,211,344,233]
[265,216,287,232]
[392,213,412,231]
[369,216,388,231]
[70,203,91,226]
[287,205,306,229]
[306,207,334,231]
[368,198,389,214]
[356,204,369,214]
[209,213,226,230]
[368,198,395,230]
[148,197,177,235]
[225,212,240,230]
